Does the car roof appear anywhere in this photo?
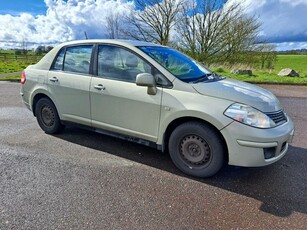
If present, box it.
[32,39,166,71]
[58,39,162,48]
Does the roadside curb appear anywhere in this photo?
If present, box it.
[0,79,20,82]
[246,81,307,86]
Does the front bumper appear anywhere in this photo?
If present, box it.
[221,115,294,167]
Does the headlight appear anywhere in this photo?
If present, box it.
[224,103,276,128]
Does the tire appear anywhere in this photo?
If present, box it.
[35,98,64,134]
[168,121,225,178]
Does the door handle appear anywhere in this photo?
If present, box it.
[49,77,58,82]
[94,84,106,90]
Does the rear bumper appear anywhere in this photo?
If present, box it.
[20,91,31,111]
[221,115,294,167]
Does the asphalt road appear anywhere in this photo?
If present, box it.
[0,82,306,229]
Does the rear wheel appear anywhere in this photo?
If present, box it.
[168,121,225,178]
[35,98,64,134]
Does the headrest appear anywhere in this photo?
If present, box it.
[125,55,138,68]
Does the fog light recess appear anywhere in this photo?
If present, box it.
[264,147,276,159]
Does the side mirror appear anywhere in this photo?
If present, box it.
[136,73,157,95]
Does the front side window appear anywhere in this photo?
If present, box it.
[97,45,152,83]
[138,46,215,83]
[52,45,93,74]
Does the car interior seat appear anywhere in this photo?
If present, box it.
[125,55,142,81]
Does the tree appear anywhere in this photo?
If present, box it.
[106,12,122,39]
[122,0,185,45]
[256,43,277,70]
[22,38,28,55]
[175,0,261,65]
[35,46,45,55]
[46,46,54,53]
[15,50,22,55]
[222,13,261,65]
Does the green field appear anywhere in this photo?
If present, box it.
[275,55,307,77]
[213,54,307,84]
[0,50,43,74]
[0,61,29,74]
[1,53,307,84]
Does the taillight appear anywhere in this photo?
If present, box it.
[21,71,26,84]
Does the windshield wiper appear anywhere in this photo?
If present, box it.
[192,72,225,83]
[192,73,212,83]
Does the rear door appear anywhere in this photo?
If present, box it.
[90,45,162,142]
[48,45,93,126]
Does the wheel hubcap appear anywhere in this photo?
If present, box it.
[41,105,55,127]
[180,135,211,166]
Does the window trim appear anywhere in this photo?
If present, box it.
[50,47,66,71]
[50,44,95,76]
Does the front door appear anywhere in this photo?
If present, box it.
[90,45,162,142]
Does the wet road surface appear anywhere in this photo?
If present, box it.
[0,82,306,229]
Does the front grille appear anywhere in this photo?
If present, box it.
[265,110,287,126]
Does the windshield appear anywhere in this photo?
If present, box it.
[138,46,214,83]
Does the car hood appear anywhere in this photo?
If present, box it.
[192,78,282,112]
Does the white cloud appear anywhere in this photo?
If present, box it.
[1,0,307,51]
[0,0,134,49]
[44,0,134,39]
[275,42,307,51]
[226,0,267,13]
[280,0,307,6]
[227,0,307,49]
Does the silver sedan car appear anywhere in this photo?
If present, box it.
[21,39,294,177]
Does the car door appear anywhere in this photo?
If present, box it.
[90,45,162,142]
[48,45,93,126]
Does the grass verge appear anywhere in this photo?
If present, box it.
[212,68,307,85]
[0,75,21,82]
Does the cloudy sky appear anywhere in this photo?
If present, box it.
[0,0,306,51]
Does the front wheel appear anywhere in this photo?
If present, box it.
[35,98,64,134]
[168,122,225,178]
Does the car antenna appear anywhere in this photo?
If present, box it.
[84,31,88,39]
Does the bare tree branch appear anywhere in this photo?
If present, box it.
[175,0,261,65]
[105,12,123,39]
[122,0,185,45]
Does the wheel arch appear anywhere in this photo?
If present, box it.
[32,93,56,117]
[162,117,229,163]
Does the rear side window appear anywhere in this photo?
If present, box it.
[52,45,93,74]
[53,48,65,71]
